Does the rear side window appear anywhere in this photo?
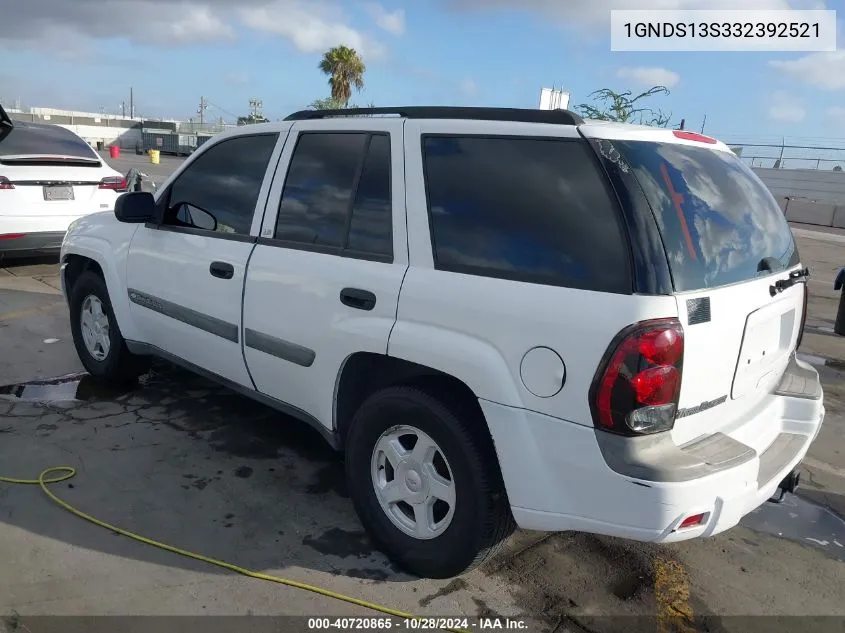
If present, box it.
[275,132,392,259]
[0,123,99,159]
[603,140,799,291]
[422,136,631,293]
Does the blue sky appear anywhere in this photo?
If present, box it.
[1,0,843,144]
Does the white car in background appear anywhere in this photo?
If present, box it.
[0,105,126,258]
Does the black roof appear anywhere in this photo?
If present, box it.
[284,106,584,126]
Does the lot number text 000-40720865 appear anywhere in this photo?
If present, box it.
[609,9,837,51]
[306,617,530,630]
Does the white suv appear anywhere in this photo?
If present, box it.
[58,107,824,579]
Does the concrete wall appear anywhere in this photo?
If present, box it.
[55,124,142,149]
[775,196,845,229]
[10,111,143,148]
[753,167,845,205]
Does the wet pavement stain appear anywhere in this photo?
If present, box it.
[741,494,845,562]
[345,568,390,581]
[0,372,136,403]
[484,532,661,631]
[191,478,210,491]
[234,466,253,479]
[302,527,373,559]
[419,578,468,608]
[305,462,348,497]
[470,596,503,619]
[0,363,340,472]
[611,573,644,601]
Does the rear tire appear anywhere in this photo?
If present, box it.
[345,385,515,578]
[69,271,149,386]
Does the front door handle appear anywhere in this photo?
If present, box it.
[340,288,376,311]
[209,261,234,280]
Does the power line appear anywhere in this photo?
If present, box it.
[206,100,239,120]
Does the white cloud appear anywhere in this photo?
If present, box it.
[767,91,806,122]
[0,1,235,49]
[828,106,845,125]
[617,66,680,88]
[442,0,800,27]
[223,72,250,85]
[364,3,405,35]
[459,78,478,96]
[239,1,386,59]
[0,0,385,60]
[769,50,845,91]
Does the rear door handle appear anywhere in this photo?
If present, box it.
[209,261,234,280]
[340,288,376,311]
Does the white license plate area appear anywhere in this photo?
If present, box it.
[733,303,796,398]
[43,185,74,201]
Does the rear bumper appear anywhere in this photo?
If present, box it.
[483,355,824,542]
[0,231,66,257]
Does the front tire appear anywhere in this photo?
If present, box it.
[345,385,515,578]
[69,271,149,386]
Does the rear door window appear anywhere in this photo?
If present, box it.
[422,135,631,294]
[274,132,393,259]
[601,140,799,292]
[0,122,99,159]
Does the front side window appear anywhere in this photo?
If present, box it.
[164,133,279,236]
[422,135,631,293]
[275,132,393,258]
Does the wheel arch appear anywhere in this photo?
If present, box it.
[61,241,139,342]
[334,352,491,448]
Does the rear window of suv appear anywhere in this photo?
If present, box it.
[600,139,799,292]
[0,122,99,159]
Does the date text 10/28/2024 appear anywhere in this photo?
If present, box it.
[307,618,529,630]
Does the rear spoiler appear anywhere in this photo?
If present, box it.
[0,103,13,143]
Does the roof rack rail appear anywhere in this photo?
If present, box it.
[284,106,584,126]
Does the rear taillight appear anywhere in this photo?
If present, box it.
[98,176,127,190]
[0,234,25,239]
[796,283,809,349]
[590,318,684,436]
[0,176,14,189]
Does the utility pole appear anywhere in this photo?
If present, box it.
[249,97,263,121]
[700,114,707,134]
[121,101,126,117]
[130,87,134,119]
[198,96,208,125]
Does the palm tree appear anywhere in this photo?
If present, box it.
[318,45,366,107]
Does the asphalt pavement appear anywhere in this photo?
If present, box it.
[0,167,843,632]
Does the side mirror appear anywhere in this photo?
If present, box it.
[174,202,217,232]
[114,192,156,223]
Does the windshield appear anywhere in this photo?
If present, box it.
[0,122,100,160]
[601,139,799,292]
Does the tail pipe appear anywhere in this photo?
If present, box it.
[769,469,801,504]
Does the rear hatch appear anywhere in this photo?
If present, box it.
[593,132,806,447]
[0,118,122,219]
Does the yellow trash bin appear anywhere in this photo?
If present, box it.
[149,149,160,165]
